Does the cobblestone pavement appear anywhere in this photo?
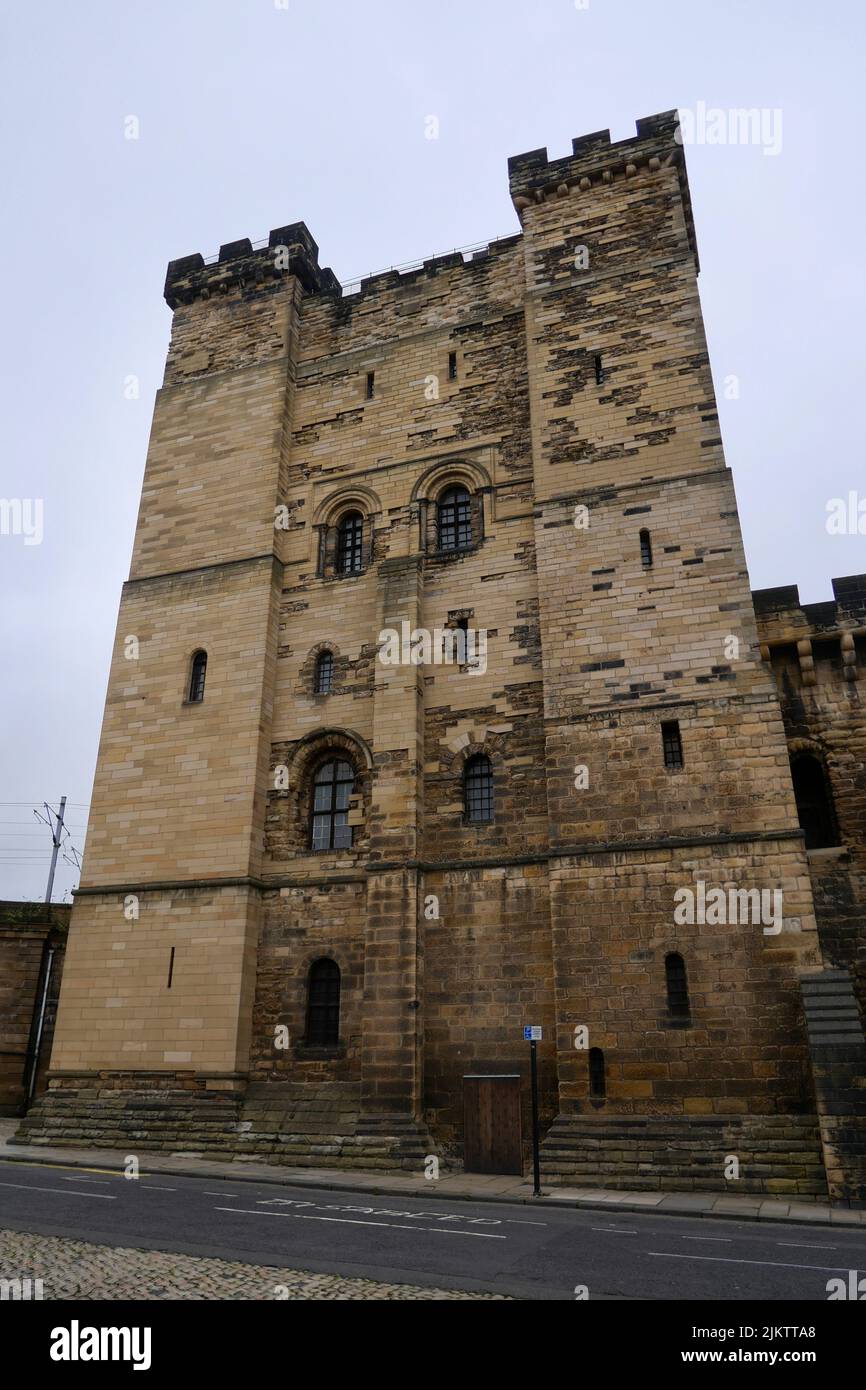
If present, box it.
[0,1228,509,1300]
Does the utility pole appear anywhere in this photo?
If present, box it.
[39,796,67,903]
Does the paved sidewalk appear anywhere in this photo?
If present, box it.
[1,1119,863,1229]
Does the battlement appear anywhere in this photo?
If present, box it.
[164,111,696,312]
[164,221,340,309]
[753,573,866,634]
[507,109,697,265]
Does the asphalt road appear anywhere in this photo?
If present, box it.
[1,1157,864,1301]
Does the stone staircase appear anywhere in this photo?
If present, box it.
[800,969,866,1204]
[539,1113,828,1198]
[12,1082,242,1155]
[236,1084,432,1170]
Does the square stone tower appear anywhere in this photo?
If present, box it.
[20,113,862,1200]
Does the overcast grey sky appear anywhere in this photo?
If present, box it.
[1,0,864,901]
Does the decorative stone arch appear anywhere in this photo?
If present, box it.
[269,727,373,856]
[313,485,382,578]
[410,457,491,555]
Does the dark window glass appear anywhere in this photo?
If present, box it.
[438,486,472,552]
[338,512,364,575]
[306,958,340,1046]
[365,372,375,399]
[188,650,207,703]
[791,754,837,849]
[464,754,494,823]
[448,351,457,381]
[662,720,683,769]
[640,528,653,567]
[665,952,690,1019]
[589,1048,606,1098]
[594,353,605,384]
[315,651,334,695]
[310,759,355,850]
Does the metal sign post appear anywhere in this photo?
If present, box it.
[523,1025,542,1197]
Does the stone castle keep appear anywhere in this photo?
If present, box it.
[17,111,866,1201]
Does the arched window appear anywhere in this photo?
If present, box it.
[338,512,364,575]
[639,528,653,567]
[314,651,334,695]
[438,485,472,552]
[306,958,340,1046]
[791,754,837,849]
[665,952,690,1020]
[187,650,207,703]
[464,754,494,823]
[310,759,355,850]
[589,1048,606,1099]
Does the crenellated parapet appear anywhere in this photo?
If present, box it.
[754,574,866,684]
[507,109,697,266]
[163,220,340,309]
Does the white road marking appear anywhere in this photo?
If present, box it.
[592,1227,638,1235]
[60,1176,111,1185]
[203,1190,238,1196]
[505,1219,548,1226]
[214,1206,506,1238]
[139,1184,176,1191]
[0,1180,115,1200]
[681,1236,733,1243]
[648,1250,855,1273]
[777,1242,837,1250]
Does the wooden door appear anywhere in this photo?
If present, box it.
[463,1074,523,1174]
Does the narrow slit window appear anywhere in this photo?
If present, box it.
[662,720,683,770]
[167,946,175,989]
[314,651,334,695]
[594,353,605,385]
[448,350,457,381]
[639,528,653,568]
[306,959,340,1046]
[188,650,207,703]
[589,1047,606,1099]
[665,952,690,1019]
[365,371,375,400]
[464,753,494,824]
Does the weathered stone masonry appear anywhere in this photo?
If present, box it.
[17,111,865,1200]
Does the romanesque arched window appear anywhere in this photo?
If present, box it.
[438,485,472,552]
[314,650,334,695]
[310,759,354,850]
[187,650,207,703]
[665,952,690,1020]
[464,754,494,823]
[306,958,340,1046]
[338,512,364,575]
[791,753,837,849]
